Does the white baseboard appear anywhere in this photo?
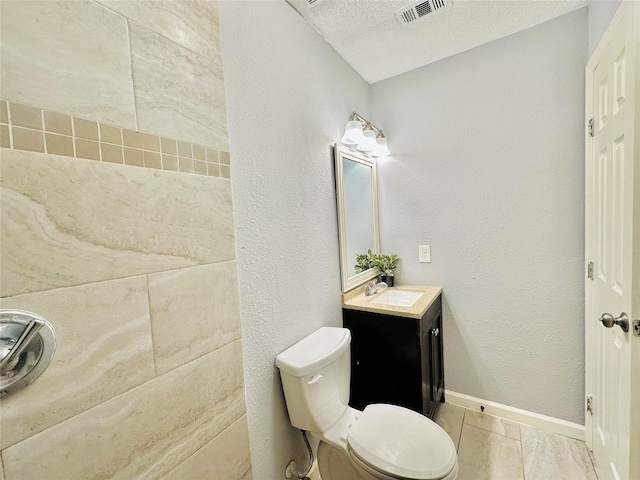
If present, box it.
[445,390,585,441]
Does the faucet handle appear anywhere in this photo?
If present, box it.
[0,318,43,374]
[364,280,386,296]
[364,281,374,296]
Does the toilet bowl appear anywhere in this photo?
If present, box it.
[276,327,458,480]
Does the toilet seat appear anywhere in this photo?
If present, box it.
[346,404,457,480]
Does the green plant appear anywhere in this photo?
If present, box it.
[354,249,375,273]
[375,253,399,276]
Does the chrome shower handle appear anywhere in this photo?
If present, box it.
[0,318,44,374]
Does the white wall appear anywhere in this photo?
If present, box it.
[370,9,588,424]
[218,2,370,478]
[588,0,622,55]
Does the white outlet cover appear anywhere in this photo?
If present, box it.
[419,245,431,263]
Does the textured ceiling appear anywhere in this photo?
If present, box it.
[286,0,587,83]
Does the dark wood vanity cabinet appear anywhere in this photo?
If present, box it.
[343,294,444,419]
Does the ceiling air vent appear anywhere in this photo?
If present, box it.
[395,0,453,26]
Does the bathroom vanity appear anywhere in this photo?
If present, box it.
[332,146,445,419]
[342,286,444,419]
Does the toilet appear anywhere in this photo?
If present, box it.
[276,327,458,480]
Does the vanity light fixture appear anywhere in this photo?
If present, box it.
[341,113,366,145]
[356,124,377,153]
[340,111,391,157]
[373,132,391,157]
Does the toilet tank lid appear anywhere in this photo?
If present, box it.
[276,327,351,377]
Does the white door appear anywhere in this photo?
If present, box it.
[585,2,639,480]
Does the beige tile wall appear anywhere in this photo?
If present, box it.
[148,262,243,375]
[0,276,155,450]
[2,341,247,480]
[129,22,229,149]
[96,0,222,64]
[0,1,250,478]
[1,149,236,297]
[164,415,252,480]
[0,1,137,128]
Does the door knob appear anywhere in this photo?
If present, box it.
[599,312,629,333]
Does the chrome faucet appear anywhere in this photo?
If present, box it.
[364,280,388,296]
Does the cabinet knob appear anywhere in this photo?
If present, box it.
[432,328,439,337]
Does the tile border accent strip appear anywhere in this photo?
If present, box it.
[0,99,230,179]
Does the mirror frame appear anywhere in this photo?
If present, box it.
[334,143,380,292]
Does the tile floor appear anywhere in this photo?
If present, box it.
[433,403,599,480]
[311,403,599,480]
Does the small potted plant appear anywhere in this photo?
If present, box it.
[375,253,399,287]
[354,249,375,273]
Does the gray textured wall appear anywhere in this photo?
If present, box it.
[219,1,370,478]
[370,9,588,424]
[588,0,622,55]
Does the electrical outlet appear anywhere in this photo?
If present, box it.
[419,245,431,263]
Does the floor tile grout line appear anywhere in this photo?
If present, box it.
[462,420,521,442]
[457,406,597,480]
[463,408,522,441]
[458,407,467,449]
[587,445,600,480]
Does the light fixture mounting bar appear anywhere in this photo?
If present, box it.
[351,112,384,135]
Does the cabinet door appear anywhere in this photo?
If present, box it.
[420,295,444,418]
[431,309,445,405]
[344,310,423,413]
[420,324,434,415]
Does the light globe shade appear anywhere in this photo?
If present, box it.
[372,135,390,157]
[341,120,365,145]
[356,126,376,153]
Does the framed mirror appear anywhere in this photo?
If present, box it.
[334,143,380,292]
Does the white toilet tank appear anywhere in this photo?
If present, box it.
[276,327,351,433]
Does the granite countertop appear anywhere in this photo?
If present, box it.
[342,284,442,319]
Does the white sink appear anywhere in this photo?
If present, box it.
[371,290,423,307]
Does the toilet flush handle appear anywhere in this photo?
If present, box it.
[307,374,322,385]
